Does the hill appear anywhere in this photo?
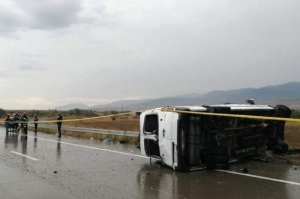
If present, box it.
[55,82,300,111]
[54,103,91,110]
[91,82,300,111]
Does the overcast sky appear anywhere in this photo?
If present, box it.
[1,0,300,109]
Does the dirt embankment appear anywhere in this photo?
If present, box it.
[64,116,139,132]
[1,116,140,143]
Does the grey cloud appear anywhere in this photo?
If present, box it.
[0,70,11,78]
[0,7,19,33]
[25,0,83,30]
[0,0,90,32]
[18,64,45,71]
[18,65,34,70]
[78,5,118,27]
[21,53,43,59]
[0,0,115,35]
[16,53,46,71]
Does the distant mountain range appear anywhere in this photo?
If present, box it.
[54,103,91,111]
[54,82,300,111]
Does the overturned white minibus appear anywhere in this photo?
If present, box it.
[139,102,291,171]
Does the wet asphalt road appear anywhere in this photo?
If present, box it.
[1,128,300,199]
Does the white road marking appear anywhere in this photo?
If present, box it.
[11,151,38,161]
[24,134,300,186]
[215,169,300,186]
[28,136,149,159]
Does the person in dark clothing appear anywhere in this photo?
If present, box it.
[14,112,20,133]
[57,114,63,138]
[9,114,15,133]
[5,114,10,134]
[20,112,29,136]
[34,114,38,134]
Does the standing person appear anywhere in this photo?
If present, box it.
[20,112,29,136]
[14,112,20,133]
[34,114,38,135]
[9,113,15,133]
[5,114,10,134]
[57,114,63,138]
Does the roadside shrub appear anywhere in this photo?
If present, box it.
[0,108,6,117]
[291,110,300,118]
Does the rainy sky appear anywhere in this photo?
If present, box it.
[1,0,300,109]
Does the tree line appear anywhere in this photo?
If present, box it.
[0,109,97,118]
[0,108,132,118]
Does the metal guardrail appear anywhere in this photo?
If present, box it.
[28,124,139,137]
